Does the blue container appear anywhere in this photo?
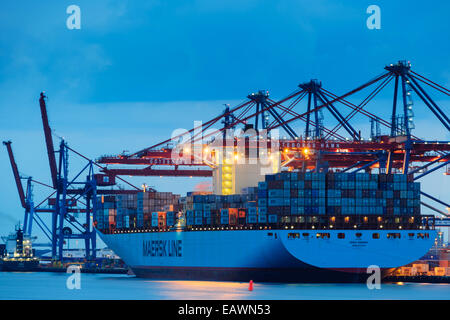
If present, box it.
[247,215,258,224]
[194,210,203,217]
[268,215,278,223]
[258,190,268,198]
[166,211,175,219]
[258,181,268,189]
[246,201,257,208]
[195,217,203,225]
[268,189,283,197]
[258,215,267,223]
[186,217,194,225]
[281,172,290,180]
[258,198,268,207]
[258,207,268,215]
[268,198,283,206]
[220,216,229,224]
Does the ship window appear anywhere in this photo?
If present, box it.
[425,233,429,238]
[302,233,309,237]
[317,233,330,239]
[337,233,345,239]
[372,233,380,239]
[288,233,300,239]
[282,216,291,223]
[387,233,401,239]
[267,233,273,237]
[355,233,362,238]
[408,233,415,238]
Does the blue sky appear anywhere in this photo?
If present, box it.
[0,1,449,243]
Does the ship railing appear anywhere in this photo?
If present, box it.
[103,215,434,234]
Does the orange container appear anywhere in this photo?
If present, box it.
[228,208,238,217]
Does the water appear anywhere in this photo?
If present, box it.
[0,272,448,300]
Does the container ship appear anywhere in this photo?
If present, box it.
[96,171,437,283]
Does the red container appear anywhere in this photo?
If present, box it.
[94,174,115,186]
[48,198,77,207]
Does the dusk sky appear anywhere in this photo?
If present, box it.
[0,1,449,244]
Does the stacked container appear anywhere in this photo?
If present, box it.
[95,196,116,229]
[98,171,421,231]
[137,191,180,228]
[117,194,137,228]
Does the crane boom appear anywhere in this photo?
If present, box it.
[3,141,26,208]
[39,92,58,189]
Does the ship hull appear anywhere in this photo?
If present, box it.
[98,229,436,283]
[0,259,40,272]
[130,266,394,283]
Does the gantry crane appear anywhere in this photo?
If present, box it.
[5,61,449,259]
[97,61,450,216]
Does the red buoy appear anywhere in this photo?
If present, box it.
[248,280,253,291]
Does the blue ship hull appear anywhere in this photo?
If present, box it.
[98,229,436,283]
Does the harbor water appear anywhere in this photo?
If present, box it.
[0,272,449,300]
